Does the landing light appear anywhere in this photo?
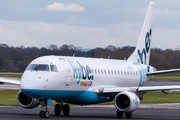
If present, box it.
[94,89,101,94]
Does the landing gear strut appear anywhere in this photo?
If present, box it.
[54,100,70,116]
[116,110,132,118]
[39,99,50,118]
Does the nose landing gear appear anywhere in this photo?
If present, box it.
[39,99,50,118]
[38,99,70,118]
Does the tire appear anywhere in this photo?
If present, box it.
[39,110,44,118]
[117,110,123,118]
[43,111,50,118]
[126,112,132,118]
[54,104,61,116]
[63,104,70,116]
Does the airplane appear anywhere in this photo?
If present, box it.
[1,1,180,119]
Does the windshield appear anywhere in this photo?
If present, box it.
[26,64,49,71]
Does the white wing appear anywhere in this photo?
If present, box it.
[0,77,20,85]
[147,69,180,75]
[102,86,180,94]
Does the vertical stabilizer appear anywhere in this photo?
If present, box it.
[127,2,155,65]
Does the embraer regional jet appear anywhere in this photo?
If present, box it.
[1,2,180,119]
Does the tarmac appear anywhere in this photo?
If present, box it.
[0,105,180,120]
[0,80,180,119]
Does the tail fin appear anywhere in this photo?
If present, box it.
[127,2,155,65]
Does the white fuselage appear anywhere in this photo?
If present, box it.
[20,56,153,105]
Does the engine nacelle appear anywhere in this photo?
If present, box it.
[114,91,140,112]
[17,91,40,109]
[162,90,172,94]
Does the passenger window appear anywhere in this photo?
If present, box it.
[101,70,103,74]
[121,71,123,75]
[124,71,126,75]
[114,70,116,75]
[50,65,58,72]
[98,70,100,74]
[130,71,132,75]
[111,70,113,74]
[104,70,106,74]
[133,71,135,75]
[127,71,129,75]
[91,69,93,74]
[117,70,120,75]
[136,71,138,75]
[108,70,110,74]
[94,69,97,74]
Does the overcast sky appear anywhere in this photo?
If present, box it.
[0,0,180,50]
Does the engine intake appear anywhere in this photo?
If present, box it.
[17,91,40,109]
[114,91,140,112]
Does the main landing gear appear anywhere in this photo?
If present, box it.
[117,110,132,118]
[54,101,70,116]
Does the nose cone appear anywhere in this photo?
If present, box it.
[20,71,38,89]
[21,71,46,96]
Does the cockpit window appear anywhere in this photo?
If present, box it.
[36,65,49,71]
[26,64,49,71]
[26,64,37,70]
[50,65,58,72]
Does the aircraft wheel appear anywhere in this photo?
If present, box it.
[126,112,132,118]
[43,111,50,118]
[39,110,44,118]
[54,104,61,115]
[63,104,70,116]
[117,110,124,118]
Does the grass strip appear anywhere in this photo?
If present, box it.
[0,74,22,78]
[152,76,180,80]
[0,90,180,106]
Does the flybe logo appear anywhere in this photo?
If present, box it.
[137,29,152,64]
[67,59,93,86]
[132,98,140,107]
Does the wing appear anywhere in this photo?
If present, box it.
[147,69,180,75]
[102,86,180,94]
[0,77,20,85]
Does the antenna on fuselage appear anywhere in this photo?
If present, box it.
[73,53,75,57]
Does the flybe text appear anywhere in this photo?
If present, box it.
[67,59,94,86]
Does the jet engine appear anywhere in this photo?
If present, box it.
[17,91,40,109]
[114,91,140,112]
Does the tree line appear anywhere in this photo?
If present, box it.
[0,44,179,72]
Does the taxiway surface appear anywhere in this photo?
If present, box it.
[0,106,180,120]
[0,81,180,119]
